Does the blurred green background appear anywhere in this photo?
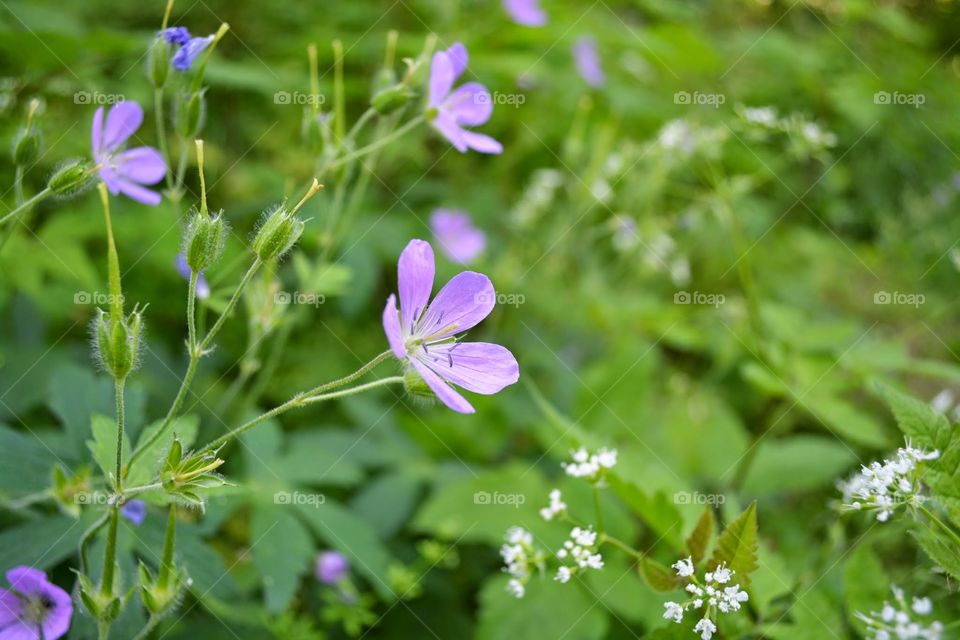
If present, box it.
[0,0,959,637]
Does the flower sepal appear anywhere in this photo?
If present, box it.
[93,306,145,381]
[183,209,226,272]
[371,83,414,115]
[174,88,207,139]
[48,159,95,198]
[147,36,172,88]
[253,205,305,262]
[75,572,121,623]
[138,561,188,617]
[160,438,228,510]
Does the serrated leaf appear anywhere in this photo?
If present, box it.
[639,558,680,592]
[709,502,758,588]
[911,528,960,581]
[685,507,714,566]
[877,383,952,451]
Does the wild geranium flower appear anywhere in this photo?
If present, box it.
[427,43,503,154]
[382,239,519,414]
[121,499,147,526]
[0,566,72,640]
[315,551,349,585]
[161,26,214,71]
[92,101,166,205]
[430,209,486,265]
[572,37,605,88]
[503,0,547,26]
[175,253,211,299]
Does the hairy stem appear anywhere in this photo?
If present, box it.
[0,187,51,226]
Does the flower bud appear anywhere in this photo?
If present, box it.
[252,205,304,262]
[371,84,413,115]
[174,89,206,139]
[147,37,172,89]
[183,210,226,272]
[372,67,398,94]
[301,112,327,153]
[138,562,187,616]
[93,307,144,381]
[76,573,121,623]
[47,159,94,198]
[402,367,435,401]
[11,126,41,165]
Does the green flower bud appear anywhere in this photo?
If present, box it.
[93,306,144,381]
[47,159,94,198]
[372,66,398,94]
[301,112,326,153]
[371,84,413,115]
[402,367,434,401]
[11,126,41,165]
[174,89,206,139]
[147,37,172,89]
[76,572,121,622]
[252,205,304,262]
[138,562,188,616]
[183,210,226,272]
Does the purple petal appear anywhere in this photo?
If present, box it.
[115,179,163,206]
[417,271,494,339]
[38,584,71,640]
[0,589,22,627]
[410,358,475,414]
[91,106,104,157]
[172,35,213,72]
[431,113,468,152]
[573,37,606,88]
[5,568,47,597]
[101,101,144,153]
[113,147,166,185]
[161,26,191,45]
[430,210,486,265]
[428,51,455,108]
[462,131,503,154]
[445,43,468,80]
[121,499,147,526]
[397,240,435,333]
[503,0,547,26]
[0,622,39,640]
[196,273,211,299]
[444,82,493,126]
[419,342,519,395]
[382,294,406,360]
[315,551,349,584]
[98,166,123,195]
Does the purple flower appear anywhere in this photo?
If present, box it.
[92,101,166,206]
[430,209,486,265]
[427,43,503,155]
[0,567,72,640]
[315,552,349,585]
[573,37,605,88]
[161,27,191,46]
[172,35,214,72]
[120,499,147,526]
[382,239,519,414]
[503,0,547,26]
[175,253,211,299]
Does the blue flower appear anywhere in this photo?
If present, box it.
[161,26,191,46]
[120,499,147,526]
[172,35,214,71]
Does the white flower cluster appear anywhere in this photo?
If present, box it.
[838,443,940,522]
[662,557,749,640]
[554,526,604,584]
[500,527,544,599]
[856,585,943,640]
[735,105,837,151]
[539,488,567,521]
[561,447,618,482]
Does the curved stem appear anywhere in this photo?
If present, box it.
[918,504,960,548]
[303,350,393,396]
[202,376,403,453]
[600,533,644,561]
[323,116,423,173]
[132,615,162,640]
[0,187,51,226]
[123,482,162,498]
[198,259,261,352]
[78,511,111,576]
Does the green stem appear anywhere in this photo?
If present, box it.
[592,486,605,536]
[187,271,198,350]
[303,350,393,396]
[198,259,262,352]
[114,378,126,491]
[158,506,177,589]
[100,508,119,596]
[0,187,51,226]
[78,511,111,576]
[155,88,173,191]
[918,504,960,549]
[202,376,403,453]
[123,482,162,498]
[132,615,162,640]
[323,116,423,173]
[600,533,644,561]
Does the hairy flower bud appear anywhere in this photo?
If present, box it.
[371,84,413,115]
[252,205,304,262]
[147,37,172,89]
[174,89,206,139]
[11,126,41,165]
[402,367,435,401]
[183,210,226,272]
[47,159,94,198]
[93,306,144,381]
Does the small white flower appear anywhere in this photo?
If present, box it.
[673,556,695,578]
[663,601,684,624]
[561,446,618,482]
[539,488,567,521]
[694,617,717,640]
[507,578,525,598]
[856,585,943,640]
[712,563,733,584]
[912,597,932,615]
[838,441,939,522]
[555,566,572,584]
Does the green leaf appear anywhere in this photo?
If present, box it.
[349,472,422,539]
[741,435,857,496]
[685,507,714,566]
[251,504,315,613]
[708,502,758,588]
[126,415,199,487]
[0,423,57,497]
[806,395,889,448]
[843,544,889,628]
[911,528,960,581]
[48,365,114,449]
[607,476,685,552]
[639,558,681,592]
[877,383,952,450]
[87,413,129,483]
[0,514,85,571]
